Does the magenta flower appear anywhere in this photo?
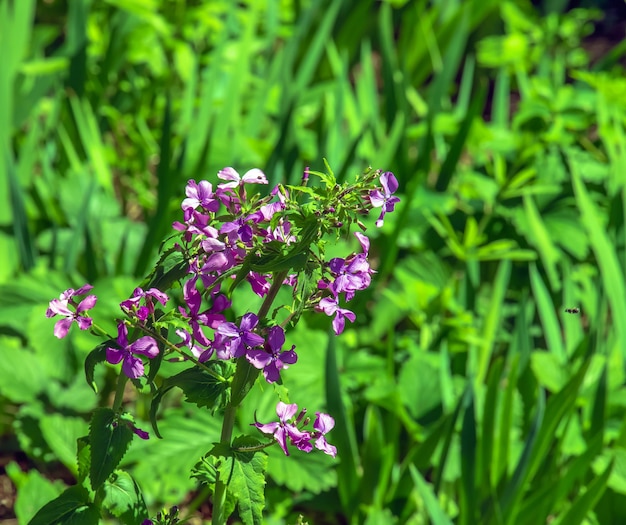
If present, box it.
[369,171,400,227]
[215,312,264,358]
[247,326,298,383]
[106,322,159,379]
[312,412,337,458]
[120,287,169,322]
[217,167,268,189]
[181,179,220,214]
[46,284,97,339]
[317,296,356,335]
[253,402,312,456]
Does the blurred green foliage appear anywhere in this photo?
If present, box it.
[2,0,626,523]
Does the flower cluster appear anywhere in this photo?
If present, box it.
[46,166,400,462]
[253,401,336,458]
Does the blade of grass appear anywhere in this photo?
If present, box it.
[409,464,455,525]
[570,156,626,353]
[529,262,566,363]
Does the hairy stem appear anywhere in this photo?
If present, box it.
[212,270,288,525]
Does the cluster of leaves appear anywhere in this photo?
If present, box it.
[2,0,626,523]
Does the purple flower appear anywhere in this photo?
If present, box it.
[312,412,337,458]
[215,312,264,358]
[253,402,312,456]
[181,179,220,214]
[246,272,270,297]
[179,281,223,346]
[217,167,268,189]
[120,287,169,322]
[46,284,97,339]
[317,297,356,335]
[247,326,298,383]
[106,322,159,379]
[369,171,400,227]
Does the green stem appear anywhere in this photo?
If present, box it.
[211,270,288,525]
[112,372,129,413]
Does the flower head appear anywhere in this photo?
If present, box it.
[369,171,400,227]
[215,312,264,358]
[106,322,159,379]
[46,284,97,339]
[253,402,311,456]
[247,326,298,383]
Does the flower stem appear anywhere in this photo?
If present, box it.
[112,372,129,413]
[211,270,288,525]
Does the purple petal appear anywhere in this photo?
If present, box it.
[76,295,97,313]
[47,299,72,317]
[122,355,145,378]
[380,171,399,195]
[239,313,259,331]
[76,316,93,331]
[263,362,281,383]
[369,189,386,207]
[314,412,335,434]
[279,349,298,366]
[130,336,159,358]
[243,331,265,347]
[247,349,273,369]
[216,321,240,337]
[116,323,129,348]
[354,232,370,254]
[276,402,298,422]
[106,347,124,364]
[217,167,240,182]
[267,326,285,351]
[253,421,279,435]
[53,318,73,339]
[75,284,94,295]
[241,168,268,184]
[315,437,337,458]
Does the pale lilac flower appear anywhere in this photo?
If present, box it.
[247,326,298,383]
[317,296,356,335]
[181,179,220,214]
[106,322,159,379]
[46,284,97,339]
[253,402,312,456]
[369,171,400,227]
[312,412,337,458]
[217,167,268,189]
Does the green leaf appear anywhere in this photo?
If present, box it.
[84,341,111,393]
[27,485,97,525]
[101,470,149,524]
[409,465,454,525]
[150,363,230,438]
[265,445,337,494]
[10,466,64,525]
[40,414,88,475]
[219,446,267,525]
[89,408,133,491]
[552,459,612,525]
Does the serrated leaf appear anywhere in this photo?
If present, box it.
[26,485,95,525]
[220,451,267,525]
[84,341,112,393]
[39,414,88,475]
[265,445,337,494]
[89,408,133,490]
[101,470,149,523]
